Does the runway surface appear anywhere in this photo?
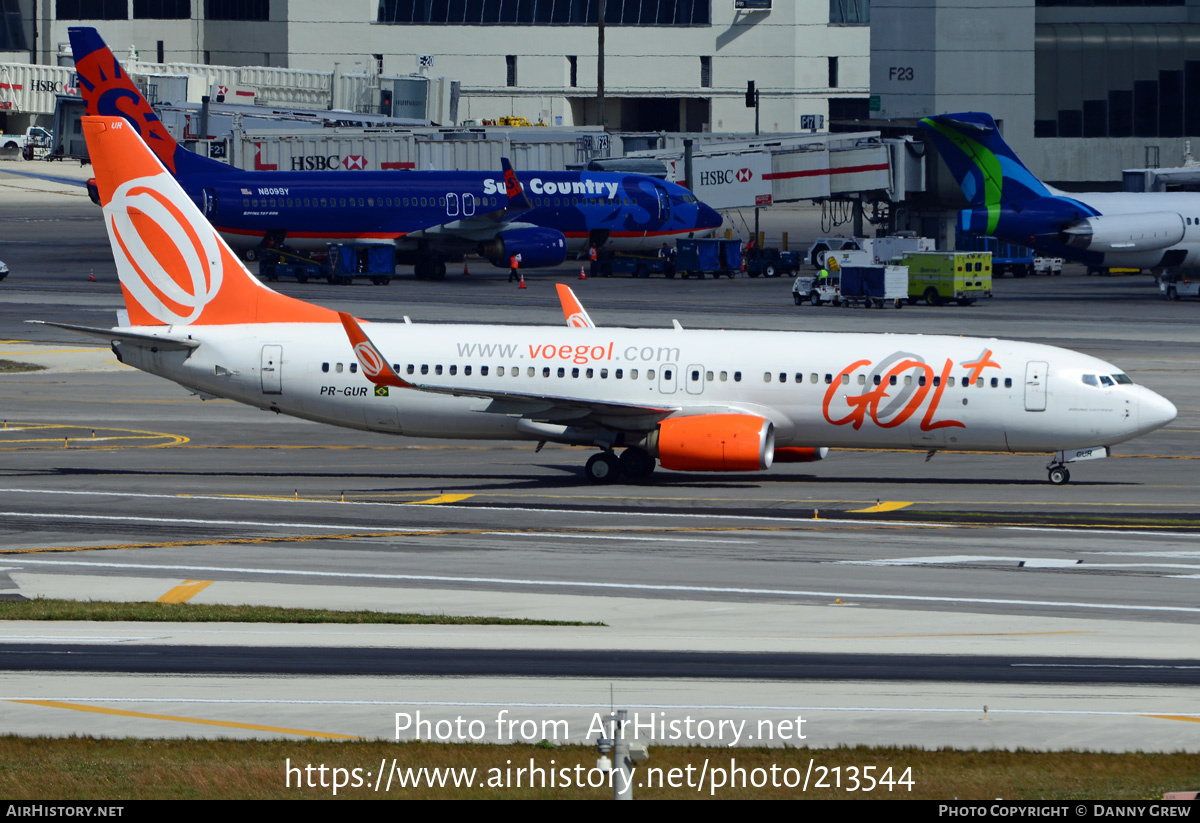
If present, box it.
[2,174,1199,753]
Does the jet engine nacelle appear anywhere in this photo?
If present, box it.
[773,446,829,463]
[1061,212,1185,253]
[481,227,567,268]
[650,414,775,472]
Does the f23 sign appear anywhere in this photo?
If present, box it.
[690,151,772,209]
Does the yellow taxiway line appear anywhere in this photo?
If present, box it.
[157,580,214,603]
[9,699,359,740]
[849,501,914,514]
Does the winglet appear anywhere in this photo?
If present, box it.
[338,312,413,388]
[501,158,534,211]
[555,283,596,328]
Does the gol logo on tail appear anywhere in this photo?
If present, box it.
[103,173,223,325]
[353,341,386,378]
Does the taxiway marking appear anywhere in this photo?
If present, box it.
[157,580,213,603]
[849,501,913,513]
[8,699,358,739]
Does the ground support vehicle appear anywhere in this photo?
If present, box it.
[863,235,935,263]
[901,251,992,306]
[956,229,1033,277]
[676,239,742,279]
[0,260,8,280]
[838,265,908,308]
[791,274,842,306]
[1034,257,1063,276]
[329,243,396,285]
[807,237,860,268]
[595,250,664,278]
[258,245,330,284]
[744,247,799,278]
[1,126,52,159]
[1161,273,1200,300]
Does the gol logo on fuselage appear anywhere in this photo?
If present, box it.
[821,349,1002,431]
[103,172,223,325]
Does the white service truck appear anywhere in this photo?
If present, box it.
[0,126,52,158]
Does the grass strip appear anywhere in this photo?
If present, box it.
[0,598,602,626]
[0,737,1195,799]
[0,359,46,373]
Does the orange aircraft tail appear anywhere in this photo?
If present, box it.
[84,116,338,327]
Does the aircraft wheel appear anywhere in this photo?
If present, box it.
[619,448,655,480]
[244,248,258,262]
[1048,466,1070,486]
[585,452,622,484]
[1168,286,1179,301]
[434,261,447,280]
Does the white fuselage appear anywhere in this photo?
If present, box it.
[1051,187,1200,269]
[113,323,1175,457]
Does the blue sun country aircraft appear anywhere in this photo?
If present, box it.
[920,112,1200,273]
[69,26,723,279]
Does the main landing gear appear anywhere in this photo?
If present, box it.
[584,447,656,483]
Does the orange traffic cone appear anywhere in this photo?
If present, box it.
[463,261,470,276]
[579,266,586,280]
[88,269,95,282]
[519,274,526,289]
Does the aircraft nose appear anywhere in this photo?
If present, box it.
[700,203,723,230]
[1139,388,1177,435]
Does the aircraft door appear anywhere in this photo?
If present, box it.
[685,364,705,395]
[261,345,282,395]
[659,364,678,394]
[202,188,218,219]
[655,185,670,221]
[1024,361,1048,411]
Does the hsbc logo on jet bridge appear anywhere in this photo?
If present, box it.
[291,155,369,171]
[699,168,754,186]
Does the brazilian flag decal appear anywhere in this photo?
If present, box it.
[374,386,389,397]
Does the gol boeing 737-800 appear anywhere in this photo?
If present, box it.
[38,116,1176,485]
[69,27,723,279]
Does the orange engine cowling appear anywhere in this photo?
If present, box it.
[773,446,829,463]
[652,414,774,472]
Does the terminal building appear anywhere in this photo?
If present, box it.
[871,0,1200,189]
[0,1,870,134]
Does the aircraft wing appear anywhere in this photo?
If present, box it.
[339,312,676,428]
[405,157,535,241]
[26,320,200,351]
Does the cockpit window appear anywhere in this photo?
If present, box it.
[1099,375,1114,387]
[1113,373,1133,384]
[1082,374,1099,387]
